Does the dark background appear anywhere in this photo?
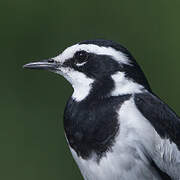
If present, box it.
[1,0,180,179]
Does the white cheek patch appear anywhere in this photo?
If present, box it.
[111,72,145,96]
[57,67,94,101]
[53,44,130,65]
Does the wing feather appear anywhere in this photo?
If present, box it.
[135,92,180,148]
[134,92,180,179]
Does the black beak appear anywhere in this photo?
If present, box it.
[23,59,59,70]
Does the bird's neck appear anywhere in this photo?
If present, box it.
[72,74,145,102]
[72,76,114,102]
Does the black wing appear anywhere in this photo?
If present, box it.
[134,92,180,148]
[134,92,180,179]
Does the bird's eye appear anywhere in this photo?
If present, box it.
[48,59,54,63]
[74,50,88,64]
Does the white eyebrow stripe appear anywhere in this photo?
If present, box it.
[53,44,130,65]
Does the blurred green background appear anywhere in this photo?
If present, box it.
[1,0,180,179]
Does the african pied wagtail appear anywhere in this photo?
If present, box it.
[23,39,180,180]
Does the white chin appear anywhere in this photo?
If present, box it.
[56,67,94,102]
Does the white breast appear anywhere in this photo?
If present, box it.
[67,97,180,180]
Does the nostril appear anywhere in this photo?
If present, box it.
[48,59,54,63]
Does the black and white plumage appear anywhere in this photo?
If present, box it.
[23,39,180,180]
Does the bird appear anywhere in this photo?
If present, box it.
[23,39,180,180]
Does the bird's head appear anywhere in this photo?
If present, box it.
[24,39,151,101]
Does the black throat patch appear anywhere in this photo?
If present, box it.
[63,94,131,161]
